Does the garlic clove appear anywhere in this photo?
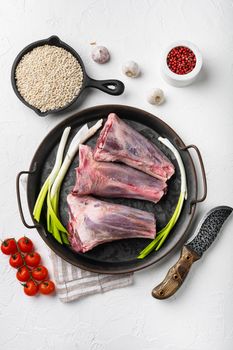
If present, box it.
[122,60,140,78]
[91,46,110,64]
[147,88,165,105]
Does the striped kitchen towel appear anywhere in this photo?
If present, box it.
[50,250,133,303]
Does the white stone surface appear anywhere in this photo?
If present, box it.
[0,0,233,349]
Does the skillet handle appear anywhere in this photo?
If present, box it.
[177,142,207,214]
[16,167,43,230]
[86,76,125,96]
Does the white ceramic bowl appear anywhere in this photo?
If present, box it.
[161,41,202,87]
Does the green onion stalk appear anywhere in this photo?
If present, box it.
[137,137,187,259]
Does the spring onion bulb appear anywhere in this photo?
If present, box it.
[137,138,187,259]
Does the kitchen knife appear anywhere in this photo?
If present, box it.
[152,206,233,299]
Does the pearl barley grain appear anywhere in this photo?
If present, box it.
[15,45,83,112]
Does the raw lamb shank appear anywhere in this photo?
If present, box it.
[67,194,156,253]
[94,113,175,181]
[73,145,167,203]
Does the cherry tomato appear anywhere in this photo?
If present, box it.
[25,252,41,267]
[9,252,24,268]
[17,237,34,253]
[31,265,48,281]
[16,266,31,282]
[24,280,38,296]
[1,239,17,255]
[39,280,55,295]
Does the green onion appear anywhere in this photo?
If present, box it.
[137,137,187,259]
[33,127,71,222]
[46,124,88,243]
[33,120,103,244]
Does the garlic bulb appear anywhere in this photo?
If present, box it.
[91,46,110,64]
[122,60,140,78]
[147,88,165,105]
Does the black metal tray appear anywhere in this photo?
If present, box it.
[16,105,207,274]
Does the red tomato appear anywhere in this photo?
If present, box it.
[9,252,24,268]
[31,265,48,281]
[39,280,55,295]
[24,280,38,296]
[17,237,34,253]
[1,239,17,255]
[25,252,41,267]
[16,266,31,282]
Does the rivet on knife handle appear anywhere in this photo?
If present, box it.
[152,246,200,299]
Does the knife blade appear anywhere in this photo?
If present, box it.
[152,206,233,299]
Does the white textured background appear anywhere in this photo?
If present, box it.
[1,1,233,349]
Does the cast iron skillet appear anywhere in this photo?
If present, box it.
[16,105,207,274]
[11,36,125,116]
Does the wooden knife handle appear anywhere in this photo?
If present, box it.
[152,246,200,299]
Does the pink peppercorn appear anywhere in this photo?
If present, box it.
[167,46,196,75]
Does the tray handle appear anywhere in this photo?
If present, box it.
[16,165,43,230]
[176,141,207,214]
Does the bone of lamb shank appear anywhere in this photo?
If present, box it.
[94,113,175,181]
